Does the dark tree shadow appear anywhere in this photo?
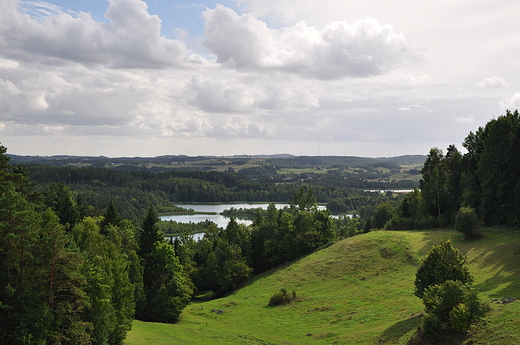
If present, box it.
[409,229,520,299]
[380,314,479,345]
[378,314,423,343]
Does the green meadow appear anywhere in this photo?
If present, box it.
[126,229,520,345]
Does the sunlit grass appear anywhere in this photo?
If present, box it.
[126,228,520,345]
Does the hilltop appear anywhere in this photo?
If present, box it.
[126,229,520,345]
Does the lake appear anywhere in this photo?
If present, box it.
[160,203,328,229]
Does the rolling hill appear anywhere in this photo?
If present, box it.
[125,228,520,344]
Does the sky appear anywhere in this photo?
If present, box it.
[1,0,520,157]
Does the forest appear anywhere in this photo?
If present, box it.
[22,163,408,221]
[1,110,520,344]
[0,150,344,344]
[380,109,520,230]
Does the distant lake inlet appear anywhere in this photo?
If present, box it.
[159,203,328,229]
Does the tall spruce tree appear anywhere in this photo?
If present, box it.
[136,205,192,322]
[100,200,120,234]
[138,205,163,261]
[420,148,448,219]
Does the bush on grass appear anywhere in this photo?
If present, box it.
[455,206,482,240]
[268,288,298,306]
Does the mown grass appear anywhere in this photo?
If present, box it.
[125,228,520,345]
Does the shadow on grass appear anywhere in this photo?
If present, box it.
[380,314,471,345]
[406,228,520,299]
[379,314,422,343]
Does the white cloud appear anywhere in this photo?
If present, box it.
[183,73,320,113]
[398,104,423,111]
[0,0,201,68]
[255,85,319,110]
[184,74,253,113]
[202,5,418,79]
[43,124,64,133]
[396,73,431,84]
[499,92,520,110]
[453,116,474,124]
[31,92,49,111]
[477,77,509,89]
[0,59,20,69]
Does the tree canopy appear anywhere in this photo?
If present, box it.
[414,240,473,298]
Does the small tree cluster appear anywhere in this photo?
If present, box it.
[414,240,488,340]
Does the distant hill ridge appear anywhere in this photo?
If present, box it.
[7,153,426,168]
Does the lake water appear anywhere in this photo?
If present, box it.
[160,203,327,229]
[364,189,413,193]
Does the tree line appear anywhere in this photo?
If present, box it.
[366,109,520,230]
[25,165,400,220]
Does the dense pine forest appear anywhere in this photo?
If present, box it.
[1,110,520,344]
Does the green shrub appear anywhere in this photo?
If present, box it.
[455,206,482,240]
[421,280,489,339]
[421,313,442,340]
[268,288,298,306]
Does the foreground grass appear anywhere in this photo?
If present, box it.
[126,228,520,345]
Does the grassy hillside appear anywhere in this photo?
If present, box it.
[125,229,520,345]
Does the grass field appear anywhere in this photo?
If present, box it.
[125,229,520,345]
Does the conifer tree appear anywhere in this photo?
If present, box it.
[136,205,192,322]
[101,200,120,232]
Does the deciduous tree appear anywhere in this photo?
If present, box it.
[414,240,473,298]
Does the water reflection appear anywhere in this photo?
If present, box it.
[160,203,328,229]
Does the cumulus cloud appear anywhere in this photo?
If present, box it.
[477,77,509,89]
[0,58,20,69]
[0,66,150,128]
[184,75,253,113]
[499,92,520,110]
[183,74,320,112]
[0,78,54,117]
[398,104,423,111]
[0,0,200,68]
[453,115,474,124]
[202,5,417,79]
[255,84,319,110]
[396,73,431,85]
[204,115,270,139]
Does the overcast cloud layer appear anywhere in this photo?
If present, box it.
[1,0,520,157]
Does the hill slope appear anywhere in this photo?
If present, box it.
[126,229,520,345]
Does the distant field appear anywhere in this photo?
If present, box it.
[278,168,334,174]
[126,228,520,345]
